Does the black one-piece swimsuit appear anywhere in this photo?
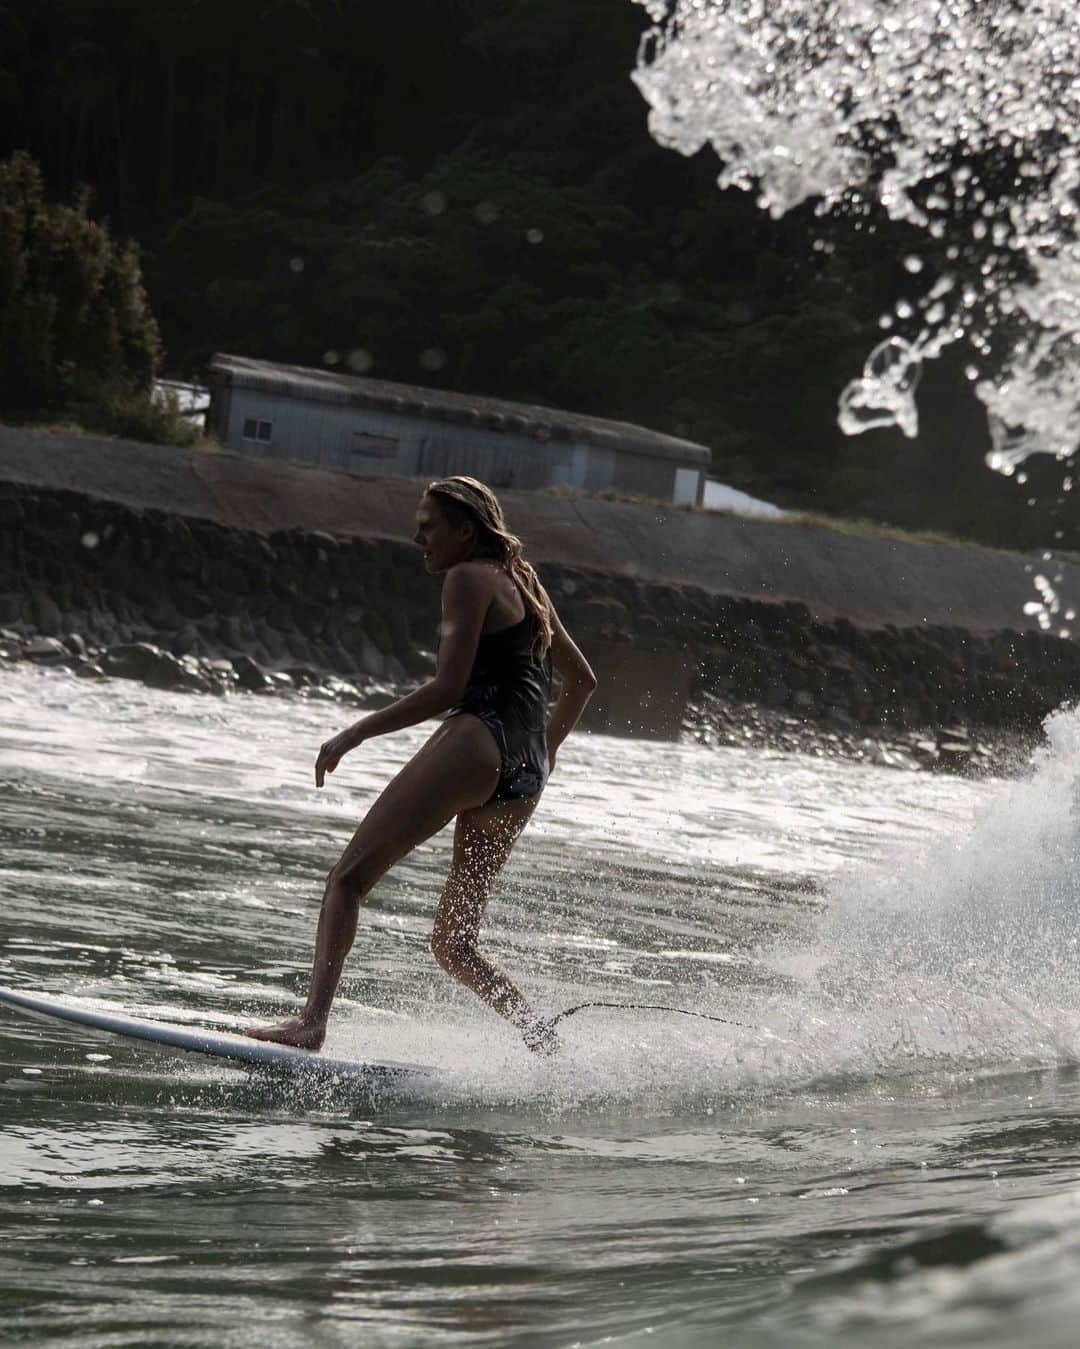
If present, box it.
[446,612,552,804]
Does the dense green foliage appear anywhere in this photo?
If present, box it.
[0,0,1063,545]
[0,152,160,403]
[0,149,198,443]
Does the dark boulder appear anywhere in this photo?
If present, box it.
[29,590,63,635]
[25,635,70,665]
[102,642,206,691]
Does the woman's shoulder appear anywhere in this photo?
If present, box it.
[443,560,505,599]
[446,559,503,583]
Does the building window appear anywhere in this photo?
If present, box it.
[242,418,273,443]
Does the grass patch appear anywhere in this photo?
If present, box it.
[1,400,221,453]
[69,388,203,447]
[777,509,997,552]
[536,484,1036,555]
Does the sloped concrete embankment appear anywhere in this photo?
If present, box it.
[1,422,1075,634]
[2,476,1080,769]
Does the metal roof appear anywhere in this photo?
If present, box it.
[208,353,710,466]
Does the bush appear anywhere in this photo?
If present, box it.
[71,388,201,447]
[0,151,162,415]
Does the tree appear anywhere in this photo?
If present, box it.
[0,150,162,413]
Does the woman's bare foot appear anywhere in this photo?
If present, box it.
[244,1016,326,1051]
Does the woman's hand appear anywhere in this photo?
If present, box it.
[315,726,361,787]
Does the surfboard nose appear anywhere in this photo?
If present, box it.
[0,985,433,1083]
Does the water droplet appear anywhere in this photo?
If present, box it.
[347,348,373,375]
[421,190,447,216]
[419,347,447,372]
[526,227,544,244]
[323,350,340,367]
[839,336,922,437]
[288,256,305,273]
[80,531,99,550]
[474,200,499,225]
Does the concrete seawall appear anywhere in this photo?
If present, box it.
[3,423,1079,760]
[2,424,1076,633]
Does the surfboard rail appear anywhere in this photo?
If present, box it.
[0,984,433,1082]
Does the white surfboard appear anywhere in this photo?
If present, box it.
[0,985,432,1084]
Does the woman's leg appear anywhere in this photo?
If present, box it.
[246,717,501,1048]
[430,796,553,1046]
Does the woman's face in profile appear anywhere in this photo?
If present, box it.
[414,495,474,573]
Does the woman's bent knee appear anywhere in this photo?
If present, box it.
[430,929,454,971]
[431,929,475,977]
[327,849,382,905]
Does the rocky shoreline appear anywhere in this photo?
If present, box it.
[0,627,1033,778]
[0,479,1072,776]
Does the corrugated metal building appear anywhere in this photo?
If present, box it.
[206,354,710,504]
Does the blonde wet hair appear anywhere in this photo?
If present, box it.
[425,475,553,659]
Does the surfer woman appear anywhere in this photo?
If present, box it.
[246,476,596,1055]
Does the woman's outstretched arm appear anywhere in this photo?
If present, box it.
[315,565,491,786]
[545,604,597,771]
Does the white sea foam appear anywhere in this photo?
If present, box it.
[782,701,1080,1083]
[365,702,1080,1113]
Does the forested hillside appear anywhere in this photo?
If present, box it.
[0,0,1062,548]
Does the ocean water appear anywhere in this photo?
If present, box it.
[3,663,1080,1346]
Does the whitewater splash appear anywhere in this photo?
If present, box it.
[786,701,1080,1083]
[296,706,1080,1117]
[632,0,1080,473]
